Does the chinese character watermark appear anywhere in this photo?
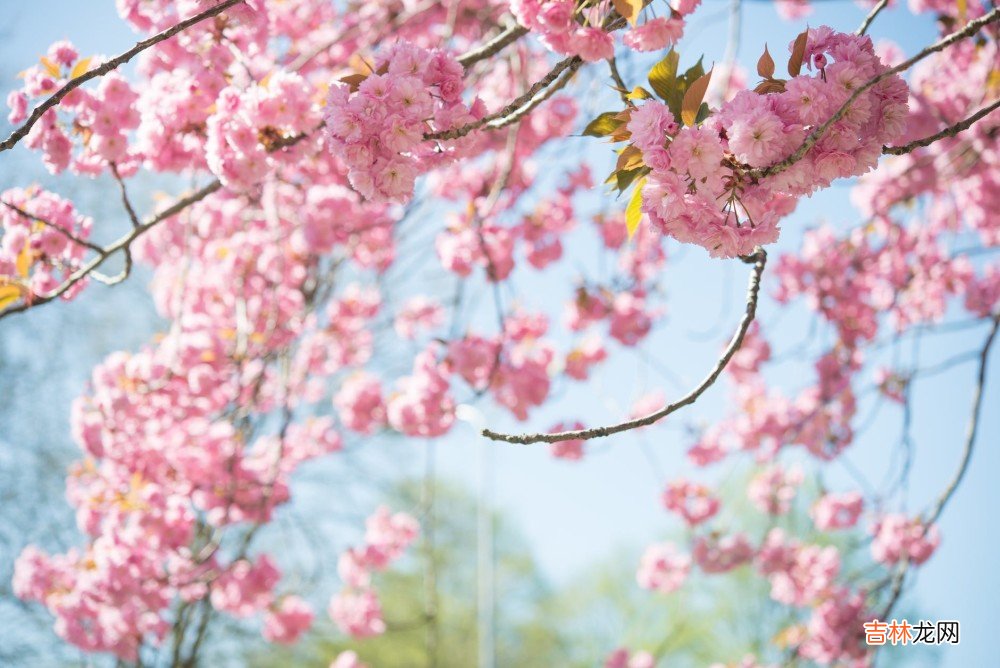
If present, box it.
[864,619,960,646]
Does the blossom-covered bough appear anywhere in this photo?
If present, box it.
[0,0,998,665]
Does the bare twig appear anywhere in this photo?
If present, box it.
[457,24,531,69]
[482,247,768,444]
[857,0,890,36]
[110,163,142,228]
[486,58,583,130]
[424,55,582,141]
[0,0,244,154]
[926,314,1000,525]
[0,200,105,253]
[751,8,999,180]
[0,180,222,320]
[607,57,632,106]
[882,98,1000,155]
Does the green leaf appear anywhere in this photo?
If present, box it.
[628,86,653,101]
[616,167,645,193]
[625,178,646,239]
[695,102,711,125]
[582,112,624,138]
[647,50,680,103]
[682,57,705,86]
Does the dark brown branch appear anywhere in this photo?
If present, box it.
[482,247,767,444]
[750,8,999,181]
[882,98,1000,155]
[0,0,244,154]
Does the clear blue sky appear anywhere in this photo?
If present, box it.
[1,2,996,666]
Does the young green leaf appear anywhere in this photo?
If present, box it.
[681,69,713,126]
[628,86,653,101]
[583,112,624,138]
[648,50,680,102]
[625,178,646,239]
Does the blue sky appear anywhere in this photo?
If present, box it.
[1,2,997,666]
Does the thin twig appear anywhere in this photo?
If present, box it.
[882,98,1000,155]
[457,24,531,69]
[0,181,222,319]
[0,200,105,253]
[482,247,768,444]
[424,56,582,141]
[0,0,244,153]
[110,163,142,228]
[857,0,890,36]
[751,8,999,180]
[486,58,583,130]
[926,314,1000,525]
[607,57,632,106]
[879,315,1000,620]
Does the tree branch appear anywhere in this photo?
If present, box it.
[0,200,105,254]
[481,247,767,444]
[0,180,222,320]
[882,98,1000,155]
[926,314,1000,525]
[856,0,890,36]
[0,0,245,154]
[457,24,530,69]
[424,55,582,141]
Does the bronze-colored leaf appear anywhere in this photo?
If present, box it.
[787,30,808,77]
[757,45,775,79]
[612,0,645,26]
[616,145,645,172]
[681,69,713,126]
[339,73,368,92]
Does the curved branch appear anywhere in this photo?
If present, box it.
[856,0,890,36]
[750,8,999,181]
[482,247,767,444]
[457,24,530,69]
[0,180,222,320]
[927,314,1000,525]
[0,200,105,254]
[882,98,1000,155]
[424,55,582,141]
[0,0,245,154]
[486,58,583,131]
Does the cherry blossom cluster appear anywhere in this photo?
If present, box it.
[631,27,908,258]
[8,42,141,175]
[0,186,93,306]
[323,43,485,202]
[331,506,419,638]
[512,0,701,61]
